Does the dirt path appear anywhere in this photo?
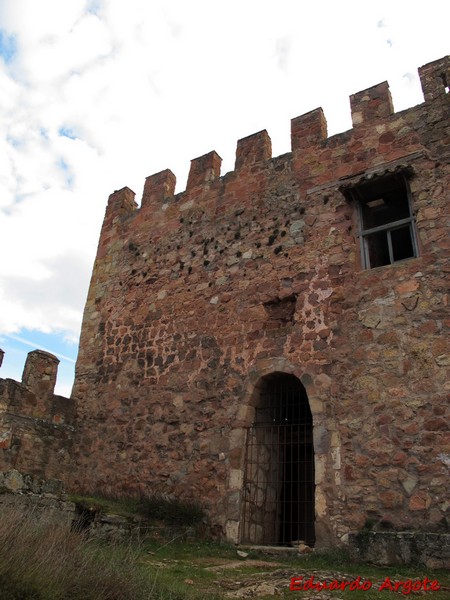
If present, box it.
[144,550,450,599]
[205,561,362,598]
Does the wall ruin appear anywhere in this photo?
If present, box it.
[0,350,74,479]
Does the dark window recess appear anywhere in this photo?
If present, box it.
[346,173,418,269]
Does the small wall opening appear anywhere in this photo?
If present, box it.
[241,372,315,546]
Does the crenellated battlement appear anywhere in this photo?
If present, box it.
[291,107,327,151]
[186,151,222,190]
[349,81,393,126]
[235,129,272,172]
[419,55,450,101]
[0,349,74,423]
[142,169,177,209]
[103,55,448,224]
[21,349,60,401]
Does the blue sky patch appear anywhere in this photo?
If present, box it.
[87,0,102,16]
[59,126,77,140]
[58,157,75,188]
[0,329,78,397]
[6,133,23,148]
[0,30,17,64]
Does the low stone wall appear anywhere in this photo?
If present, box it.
[0,470,136,540]
[0,469,200,544]
[349,531,450,569]
[0,468,65,495]
[0,469,75,527]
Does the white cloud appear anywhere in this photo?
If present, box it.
[5,333,76,363]
[0,0,448,356]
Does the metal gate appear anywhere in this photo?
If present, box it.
[241,373,315,546]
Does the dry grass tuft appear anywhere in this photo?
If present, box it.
[0,504,173,599]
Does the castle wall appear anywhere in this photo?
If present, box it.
[71,56,449,546]
[0,350,74,479]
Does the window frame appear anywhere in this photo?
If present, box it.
[352,172,419,270]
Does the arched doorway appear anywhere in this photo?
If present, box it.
[241,373,315,546]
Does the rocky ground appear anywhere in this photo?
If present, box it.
[142,550,450,599]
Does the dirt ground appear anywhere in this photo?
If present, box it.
[144,551,450,599]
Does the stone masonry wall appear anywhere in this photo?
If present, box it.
[0,350,74,479]
[71,56,449,547]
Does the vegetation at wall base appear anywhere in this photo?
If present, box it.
[0,574,42,600]
[137,493,206,526]
[1,501,449,600]
[69,491,207,527]
[0,506,175,600]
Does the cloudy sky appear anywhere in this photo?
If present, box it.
[0,0,448,395]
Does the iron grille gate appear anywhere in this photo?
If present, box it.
[241,374,315,546]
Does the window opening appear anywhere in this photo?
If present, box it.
[351,173,418,269]
[241,373,315,547]
[440,73,449,94]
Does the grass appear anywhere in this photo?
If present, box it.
[0,505,178,600]
[137,493,206,526]
[68,493,142,518]
[69,491,207,526]
[1,498,448,600]
[139,540,450,600]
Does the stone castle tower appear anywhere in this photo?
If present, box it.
[2,56,449,550]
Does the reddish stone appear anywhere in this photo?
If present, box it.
[377,414,392,425]
[392,451,408,466]
[395,280,419,295]
[409,491,432,511]
[424,418,447,431]
[380,491,404,509]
